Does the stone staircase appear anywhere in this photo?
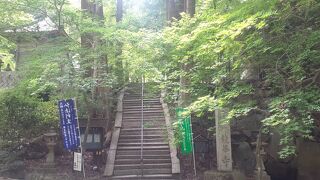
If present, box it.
[109,84,177,179]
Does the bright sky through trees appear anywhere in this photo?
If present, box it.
[69,0,145,15]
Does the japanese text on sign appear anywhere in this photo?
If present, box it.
[58,99,80,150]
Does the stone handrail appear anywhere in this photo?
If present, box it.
[160,90,181,174]
[103,88,125,176]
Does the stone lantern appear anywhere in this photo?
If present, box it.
[44,127,58,166]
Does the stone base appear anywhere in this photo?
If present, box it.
[204,169,255,180]
[25,166,69,180]
[254,170,271,180]
[204,170,234,180]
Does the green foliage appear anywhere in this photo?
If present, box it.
[0,89,58,146]
[154,0,320,158]
[1,0,319,159]
[263,87,320,158]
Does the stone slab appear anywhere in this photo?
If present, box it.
[204,170,234,180]
[215,108,232,171]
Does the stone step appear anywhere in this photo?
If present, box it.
[122,101,162,107]
[122,121,165,125]
[124,110,163,112]
[122,121,164,124]
[123,104,162,107]
[123,104,161,107]
[124,96,160,99]
[123,102,161,105]
[123,110,163,112]
[122,115,165,119]
[114,163,171,170]
[123,109,163,112]
[122,116,165,121]
[117,145,170,150]
[123,104,162,109]
[122,125,165,128]
[120,131,167,136]
[119,135,167,139]
[111,174,175,179]
[123,110,163,113]
[122,118,165,122]
[122,126,165,129]
[123,98,160,102]
[121,128,165,131]
[122,122,165,126]
[118,138,166,143]
[120,130,166,134]
[116,149,170,155]
[115,158,171,165]
[116,155,170,160]
[113,168,172,176]
[118,142,168,146]
[123,113,164,116]
[122,112,164,114]
[123,113,163,116]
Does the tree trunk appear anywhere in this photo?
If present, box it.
[116,0,123,22]
[167,0,188,21]
[166,0,176,21]
[186,0,195,17]
[179,0,195,107]
[115,0,125,85]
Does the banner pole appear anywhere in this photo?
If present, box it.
[74,98,85,178]
[190,116,197,177]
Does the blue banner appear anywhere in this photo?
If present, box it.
[58,99,80,151]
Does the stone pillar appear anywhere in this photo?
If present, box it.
[204,108,234,180]
[215,108,232,172]
[46,144,55,164]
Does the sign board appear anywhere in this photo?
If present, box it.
[74,152,82,171]
[58,99,81,150]
[176,107,193,155]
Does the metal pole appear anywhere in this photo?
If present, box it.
[74,98,85,178]
[190,117,197,177]
[140,77,144,177]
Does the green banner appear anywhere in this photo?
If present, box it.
[176,108,193,155]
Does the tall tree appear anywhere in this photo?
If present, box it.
[166,0,187,21]
[185,0,195,16]
[81,0,106,151]
[179,0,195,107]
[115,0,125,85]
[116,0,123,22]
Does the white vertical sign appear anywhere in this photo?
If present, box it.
[74,152,82,171]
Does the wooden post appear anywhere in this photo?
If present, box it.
[215,108,232,172]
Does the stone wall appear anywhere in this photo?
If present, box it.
[297,139,320,180]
